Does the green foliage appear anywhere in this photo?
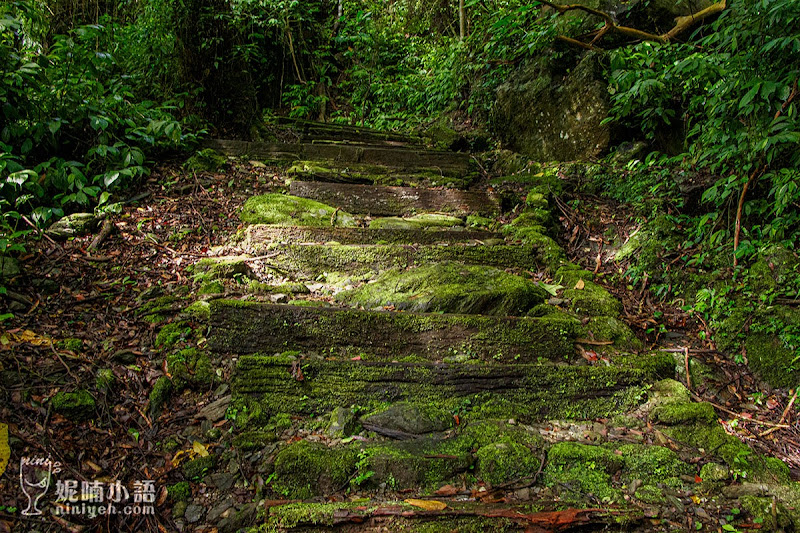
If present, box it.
[0,0,204,283]
[605,0,800,258]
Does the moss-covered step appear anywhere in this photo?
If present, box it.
[241,225,498,246]
[246,242,545,278]
[210,300,582,359]
[287,161,473,187]
[263,500,626,531]
[239,194,357,227]
[275,116,423,145]
[288,181,499,217]
[336,262,548,315]
[203,139,470,172]
[232,353,674,421]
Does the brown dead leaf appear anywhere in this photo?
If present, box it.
[434,484,459,496]
[404,499,447,511]
[574,279,585,290]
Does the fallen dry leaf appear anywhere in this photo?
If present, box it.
[404,499,447,511]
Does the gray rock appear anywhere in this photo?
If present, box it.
[494,53,612,161]
[47,213,99,239]
[209,473,236,491]
[207,496,233,523]
[184,503,204,524]
[218,502,258,533]
[361,403,450,436]
[198,395,231,422]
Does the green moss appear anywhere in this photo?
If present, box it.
[287,299,329,307]
[240,194,357,227]
[265,502,361,529]
[198,281,224,295]
[336,261,548,315]
[369,214,464,230]
[185,148,227,172]
[744,332,800,389]
[232,431,278,450]
[155,321,192,349]
[584,316,641,349]
[547,442,624,473]
[212,298,581,362]
[650,401,717,425]
[191,256,254,283]
[167,348,215,388]
[740,495,795,531]
[253,242,544,280]
[616,444,692,483]
[466,215,493,228]
[148,376,173,417]
[182,455,215,481]
[183,301,210,322]
[557,266,622,317]
[167,481,191,502]
[271,441,358,499]
[232,353,673,423]
[475,438,541,486]
[633,484,668,504]
[699,462,729,482]
[246,281,310,295]
[95,368,115,391]
[57,338,84,352]
[51,390,96,421]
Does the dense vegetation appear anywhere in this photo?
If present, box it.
[1,0,798,304]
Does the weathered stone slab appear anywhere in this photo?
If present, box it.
[276,117,422,145]
[242,225,498,246]
[289,181,499,216]
[248,242,544,277]
[209,300,580,361]
[232,353,675,420]
[203,139,469,171]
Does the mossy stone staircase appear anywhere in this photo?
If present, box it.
[177,122,800,532]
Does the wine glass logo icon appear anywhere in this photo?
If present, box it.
[19,457,54,516]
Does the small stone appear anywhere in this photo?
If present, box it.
[111,350,138,364]
[269,293,289,303]
[209,473,236,491]
[207,496,233,522]
[514,487,531,500]
[694,507,711,520]
[214,384,229,397]
[198,395,231,422]
[47,213,98,239]
[184,503,204,524]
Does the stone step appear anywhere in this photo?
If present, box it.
[275,117,423,146]
[238,242,544,278]
[241,225,499,246]
[231,352,673,421]
[204,139,470,172]
[288,181,499,217]
[209,300,583,360]
[286,160,474,188]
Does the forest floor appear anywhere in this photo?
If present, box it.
[1,157,798,532]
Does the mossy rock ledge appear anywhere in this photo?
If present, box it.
[239,193,357,227]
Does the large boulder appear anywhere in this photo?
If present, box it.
[494,52,611,162]
[493,0,714,162]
